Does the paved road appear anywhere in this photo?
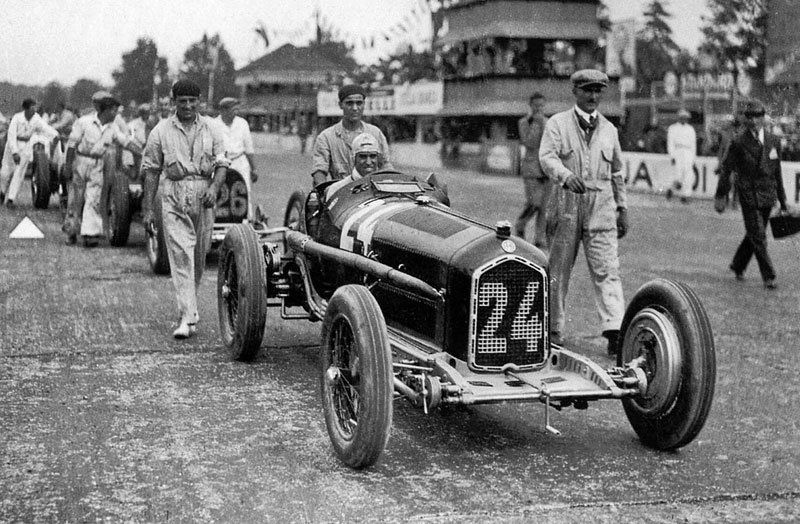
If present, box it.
[1,149,799,522]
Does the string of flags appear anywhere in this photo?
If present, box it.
[255,0,434,52]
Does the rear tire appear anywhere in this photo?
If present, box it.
[31,147,50,209]
[107,173,131,247]
[321,285,393,469]
[619,278,716,451]
[147,196,170,275]
[217,224,268,362]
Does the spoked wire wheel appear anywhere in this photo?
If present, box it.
[321,285,392,469]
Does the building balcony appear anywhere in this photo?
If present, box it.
[440,75,621,117]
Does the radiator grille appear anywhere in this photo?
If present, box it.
[469,257,547,371]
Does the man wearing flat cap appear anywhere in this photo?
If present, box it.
[539,68,628,356]
[62,91,141,246]
[666,108,696,203]
[311,83,391,188]
[141,79,230,338]
[215,97,257,217]
[715,98,788,289]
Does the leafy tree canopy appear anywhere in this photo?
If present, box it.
[112,37,171,106]
[180,33,238,107]
[699,0,767,77]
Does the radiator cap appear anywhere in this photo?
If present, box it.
[495,220,512,238]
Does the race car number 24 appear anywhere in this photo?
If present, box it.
[477,281,543,354]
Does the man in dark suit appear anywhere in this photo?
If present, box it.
[715,99,788,289]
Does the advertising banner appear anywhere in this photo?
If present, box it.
[620,152,800,205]
[317,81,444,117]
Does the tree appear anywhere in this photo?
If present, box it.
[112,37,171,106]
[70,78,105,111]
[41,81,67,113]
[699,0,767,78]
[180,33,238,107]
[635,0,681,92]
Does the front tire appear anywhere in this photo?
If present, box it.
[31,147,50,209]
[217,224,268,362]
[321,285,393,469]
[107,172,131,247]
[147,196,170,275]
[619,278,716,451]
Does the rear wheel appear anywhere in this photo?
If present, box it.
[31,146,50,209]
[107,173,131,247]
[619,278,716,451]
[147,196,170,275]
[217,224,268,361]
[321,285,393,469]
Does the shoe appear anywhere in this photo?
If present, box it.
[0,192,4,204]
[173,322,197,339]
[764,279,777,290]
[83,237,99,248]
[665,188,673,200]
[5,199,14,209]
[729,264,744,281]
[550,332,564,346]
[680,197,689,204]
[603,329,619,356]
[65,234,77,245]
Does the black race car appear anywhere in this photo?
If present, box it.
[216,169,716,469]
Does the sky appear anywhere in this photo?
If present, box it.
[0,0,708,87]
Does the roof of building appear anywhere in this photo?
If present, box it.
[238,43,352,75]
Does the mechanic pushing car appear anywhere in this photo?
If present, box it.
[62,92,142,247]
[539,69,629,355]
[215,97,258,217]
[311,84,391,189]
[141,79,229,340]
[0,98,58,208]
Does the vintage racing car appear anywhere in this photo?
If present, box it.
[216,169,716,469]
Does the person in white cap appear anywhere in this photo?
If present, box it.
[62,91,141,247]
[666,108,696,203]
[324,132,380,199]
[215,97,257,215]
[539,69,628,356]
[0,98,59,207]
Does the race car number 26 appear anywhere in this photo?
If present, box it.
[477,281,542,353]
[216,179,248,220]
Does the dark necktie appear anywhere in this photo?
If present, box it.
[577,113,597,141]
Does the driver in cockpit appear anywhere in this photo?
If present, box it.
[325,132,379,200]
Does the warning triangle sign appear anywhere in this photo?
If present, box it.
[9,216,45,239]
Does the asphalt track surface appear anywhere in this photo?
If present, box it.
[1,146,799,522]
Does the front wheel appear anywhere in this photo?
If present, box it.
[321,285,393,469]
[217,224,268,362]
[31,147,50,209]
[107,173,131,247]
[619,278,716,451]
[146,196,170,275]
